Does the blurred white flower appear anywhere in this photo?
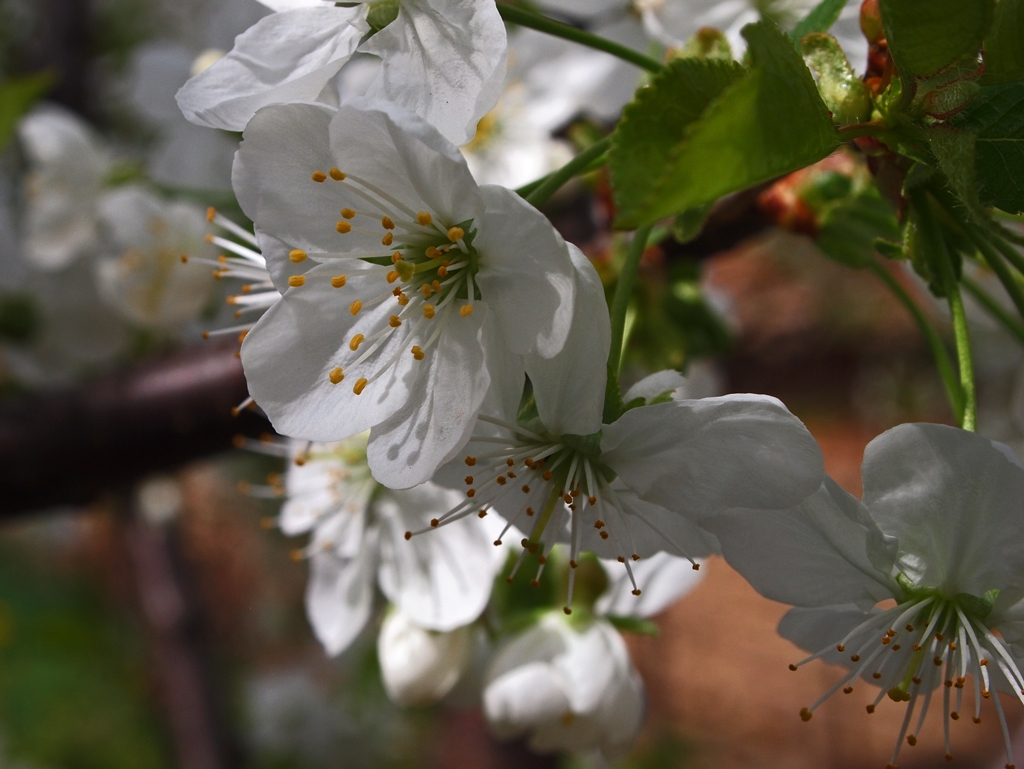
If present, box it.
[706,423,1024,768]
[17,105,110,271]
[257,432,503,656]
[235,99,577,488]
[94,186,216,329]
[483,612,644,757]
[177,0,507,146]
[377,609,476,706]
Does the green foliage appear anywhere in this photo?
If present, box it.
[800,33,872,126]
[0,293,41,345]
[879,0,994,82]
[610,57,744,228]
[0,72,54,153]
[950,81,1024,213]
[672,28,733,61]
[611,22,837,229]
[791,0,848,40]
[817,184,900,268]
[671,204,714,243]
[982,0,1024,85]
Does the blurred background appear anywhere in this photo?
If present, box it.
[0,0,1020,767]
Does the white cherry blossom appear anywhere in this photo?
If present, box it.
[94,186,216,329]
[377,609,476,706]
[176,0,507,146]
[17,105,110,271]
[706,423,1024,769]
[235,99,577,488]
[248,432,504,656]
[420,251,823,609]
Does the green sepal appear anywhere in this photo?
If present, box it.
[366,0,400,33]
[873,238,905,260]
[879,0,994,84]
[800,33,872,126]
[611,21,838,229]
[816,184,900,268]
[895,572,932,601]
[606,615,660,636]
[672,28,733,61]
[560,431,603,459]
[956,589,999,620]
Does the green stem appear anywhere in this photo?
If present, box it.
[962,275,1024,346]
[867,261,963,423]
[983,224,1024,276]
[497,3,663,73]
[515,148,608,199]
[916,196,976,431]
[523,137,611,207]
[608,225,652,378]
[967,226,1024,335]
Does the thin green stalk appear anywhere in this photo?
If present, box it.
[962,276,1024,346]
[608,225,652,377]
[497,3,663,73]
[867,261,963,423]
[982,224,1024,276]
[524,137,611,207]
[515,145,608,199]
[967,226,1024,334]
[916,197,976,431]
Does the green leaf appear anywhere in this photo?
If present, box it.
[982,0,1024,85]
[950,81,1024,213]
[612,21,838,229]
[609,57,744,228]
[672,203,714,242]
[800,33,872,125]
[816,184,900,268]
[673,28,733,61]
[0,72,54,154]
[791,0,848,40]
[879,0,994,81]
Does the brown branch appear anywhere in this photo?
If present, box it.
[0,341,268,517]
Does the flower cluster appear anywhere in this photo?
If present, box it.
[168,0,1024,764]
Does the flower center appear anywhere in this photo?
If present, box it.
[307,167,481,396]
[405,415,701,614]
[792,584,1024,769]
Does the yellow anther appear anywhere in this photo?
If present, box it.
[180,254,189,263]
[382,232,394,246]
[423,304,436,319]
[396,292,409,306]
[288,276,305,287]
[336,220,352,234]
[465,456,476,466]
[389,315,402,328]
[460,305,474,317]
[349,333,365,351]
[205,233,215,243]
[381,216,395,230]
[329,367,344,384]
[312,171,327,183]
[411,345,425,360]
[447,226,465,242]
[206,207,216,222]
[329,167,346,181]
[290,548,305,561]
[799,708,813,722]
[341,207,356,219]
[386,270,400,283]
[417,211,433,226]
[391,251,403,263]
[426,246,440,258]
[331,275,347,288]
[432,280,441,292]
[421,284,432,297]
[289,249,307,263]
[350,299,362,315]
[353,378,368,395]
[437,265,448,278]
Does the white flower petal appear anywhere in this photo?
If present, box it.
[484,661,573,740]
[602,394,824,518]
[366,302,490,488]
[525,245,608,436]
[305,537,376,656]
[474,184,575,358]
[863,423,1024,596]
[377,609,475,706]
[240,262,416,442]
[705,480,898,610]
[777,604,879,662]
[361,0,507,146]
[597,551,705,618]
[623,370,688,404]
[176,7,367,131]
[376,482,498,630]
